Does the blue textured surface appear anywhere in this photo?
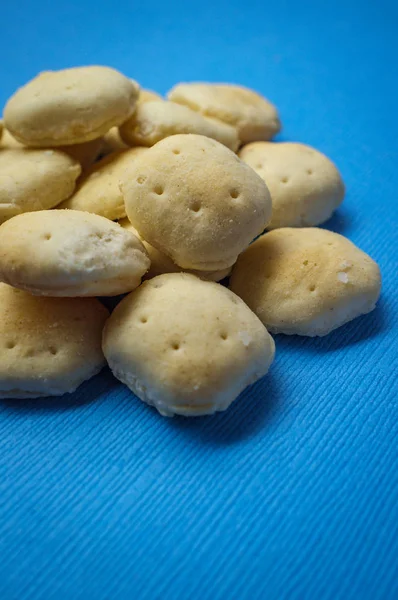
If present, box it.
[1,1,397,598]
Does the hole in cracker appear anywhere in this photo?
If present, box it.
[230,189,239,199]
[303,260,309,266]
[137,176,146,184]
[140,316,148,324]
[190,201,201,213]
[307,169,313,175]
[171,342,180,350]
[43,233,52,241]
[154,185,164,195]
[49,346,58,355]
[256,163,263,169]
[6,341,16,349]
[281,177,289,184]
[220,332,228,340]
[309,285,316,292]
[172,149,180,155]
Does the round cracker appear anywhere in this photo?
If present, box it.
[4,66,139,146]
[230,228,381,336]
[239,142,345,228]
[121,134,271,271]
[0,210,150,297]
[168,82,281,144]
[0,148,81,224]
[0,283,108,398]
[102,273,275,416]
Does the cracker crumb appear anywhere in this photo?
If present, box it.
[337,271,349,283]
[340,260,352,269]
[239,331,251,346]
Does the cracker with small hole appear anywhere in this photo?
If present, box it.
[238,142,345,228]
[119,101,239,150]
[119,218,231,281]
[168,82,281,144]
[0,148,81,224]
[4,66,139,146]
[121,134,272,271]
[58,147,148,220]
[102,273,275,416]
[0,283,108,398]
[0,210,150,297]
[229,228,381,336]
[0,66,384,409]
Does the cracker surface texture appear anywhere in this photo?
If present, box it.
[0,283,108,398]
[239,142,345,228]
[103,273,275,416]
[168,82,280,143]
[122,134,272,271]
[4,66,139,146]
[58,137,104,170]
[137,89,163,104]
[119,218,231,281]
[230,228,381,336]
[120,101,239,150]
[0,126,25,149]
[0,210,150,296]
[0,148,81,224]
[1,125,103,169]
[101,127,130,155]
[59,148,148,220]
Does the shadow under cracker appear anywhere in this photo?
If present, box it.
[322,207,352,236]
[167,371,281,445]
[275,298,387,354]
[0,368,115,413]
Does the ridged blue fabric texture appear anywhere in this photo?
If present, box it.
[0,1,397,598]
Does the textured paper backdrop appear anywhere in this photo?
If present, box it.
[0,1,397,598]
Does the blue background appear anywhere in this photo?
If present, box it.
[1,1,397,598]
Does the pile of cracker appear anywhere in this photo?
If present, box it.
[0,66,381,416]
